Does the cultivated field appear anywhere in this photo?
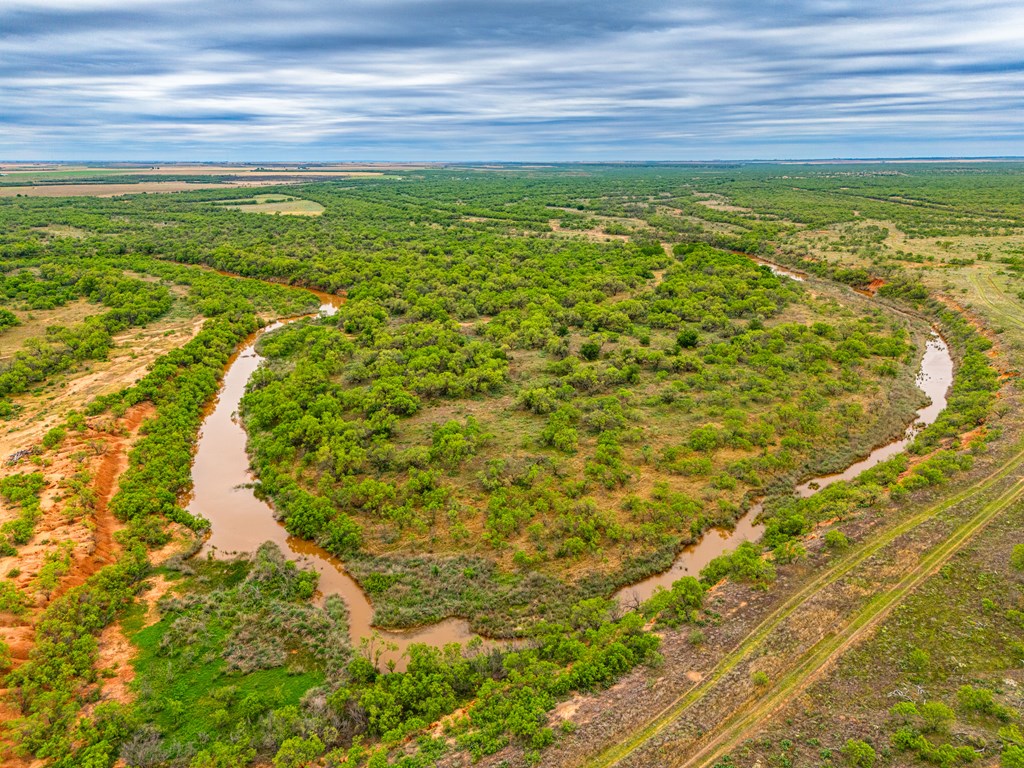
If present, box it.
[0,182,250,197]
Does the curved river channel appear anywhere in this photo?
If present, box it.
[189,292,482,669]
[188,279,953,666]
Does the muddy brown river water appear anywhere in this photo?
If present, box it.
[615,330,952,605]
[189,293,486,668]
[188,281,953,665]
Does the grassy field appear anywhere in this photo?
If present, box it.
[210,193,325,216]
[0,299,106,359]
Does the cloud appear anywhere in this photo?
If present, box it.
[1,0,1022,159]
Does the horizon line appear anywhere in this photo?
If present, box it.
[4,156,1024,166]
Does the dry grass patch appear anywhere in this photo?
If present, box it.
[30,224,89,239]
[693,193,756,214]
[1,310,203,454]
[0,299,106,359]
[212,193,325,216]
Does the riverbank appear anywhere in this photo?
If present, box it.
[185,264,952,664]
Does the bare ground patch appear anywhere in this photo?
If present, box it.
[0,402,156,761]
[548,219,631,242]
[1,313,203,455]
[693,194,756,215]
[30,224,89,239]
[91,573,179,710]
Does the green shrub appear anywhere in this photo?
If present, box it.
[640,576,705,628]
[841,738,876,768]
[42,425,67,450]
[890,701,919,722]
[0,580,30,614]
[274,735,325,768]
[1003,745,1024,768]
[701,542,776,588]
[957,684,1013,721]
[1011,544,1024,572]
[919,701,955,734]
[906,647,931,680]
[580,340,602,361]
[824,529,850,550]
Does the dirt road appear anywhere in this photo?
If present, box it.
[585,445,1024,768]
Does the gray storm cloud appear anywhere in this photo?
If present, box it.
[1,0,1022,159]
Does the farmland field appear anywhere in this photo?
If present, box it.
[210,194,325,215]
[0,163,403,197]
[0,162,1021,768]
[0,182,252,197]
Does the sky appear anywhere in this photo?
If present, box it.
[2,0,1023,161]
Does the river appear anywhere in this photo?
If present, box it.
[614,329,952,605]
[188,292,483,669]
[186,282,953,665]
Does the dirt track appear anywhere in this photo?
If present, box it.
[572,446,1024,768]
[673,478,1024,768]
